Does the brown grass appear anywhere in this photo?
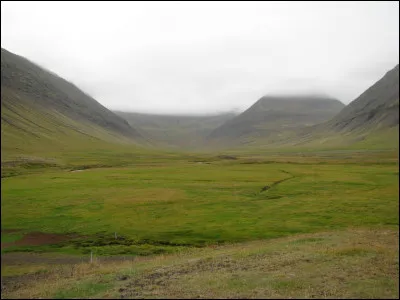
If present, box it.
[2,228,398,299]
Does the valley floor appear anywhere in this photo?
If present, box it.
[1,148,399,298]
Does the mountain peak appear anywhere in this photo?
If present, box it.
[207,93,345,143]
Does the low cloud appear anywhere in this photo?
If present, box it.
[1,1,398,114]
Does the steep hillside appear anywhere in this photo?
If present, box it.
[288,64,399,150]
[1,48,144,159]
[207,95,344,146]
[327,64,399,132]
[115,111,236,149]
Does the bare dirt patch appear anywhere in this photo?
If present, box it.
[1,232,75,249]
[1,229,21,234]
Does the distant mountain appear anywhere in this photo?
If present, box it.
[206,95,344,146]
[1,48,144,157]
[114,111,236,149]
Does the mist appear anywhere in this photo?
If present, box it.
[1,1,399,115]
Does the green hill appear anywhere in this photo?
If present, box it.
[1,48,145,162]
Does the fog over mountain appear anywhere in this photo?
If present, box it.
[1,1,398,114]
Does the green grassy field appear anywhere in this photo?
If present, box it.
[1,147,399,298]
[2,150,398,253]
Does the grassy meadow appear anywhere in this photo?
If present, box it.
[1,146,399,298]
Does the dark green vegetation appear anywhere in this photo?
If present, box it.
[113,111,236,149]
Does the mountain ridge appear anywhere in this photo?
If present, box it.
[1,48,143,141]
[206,95,345,145]
[1,47,147,159]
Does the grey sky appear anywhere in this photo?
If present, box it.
[1,1,399,115]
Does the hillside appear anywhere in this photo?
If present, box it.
[206,95,344,147]
[328,64,399,132]
[114,111,236,149]
[1,48,144,160]
[288,64,399,149]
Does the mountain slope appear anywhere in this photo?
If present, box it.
[288,64,399,149]
[1,48,144,158]
[114,111,236,149]
[207,95,344,146]
[327,64,399,132]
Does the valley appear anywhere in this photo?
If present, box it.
[1,47,398,299]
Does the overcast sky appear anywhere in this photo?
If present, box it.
[1,1,399,115]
